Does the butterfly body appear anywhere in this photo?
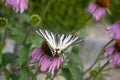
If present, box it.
[36,29,83,57]
[41,40,61,57]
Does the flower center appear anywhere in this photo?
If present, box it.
[96,0,110,8]
[41,40,59,58]
[114,39,120,52]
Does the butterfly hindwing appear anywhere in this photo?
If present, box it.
[57,34,83,52]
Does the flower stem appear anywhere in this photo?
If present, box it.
[72,15,92,34]
[83,39,113,75]
[42,0,53,19]
[23,30,31,45]
[50,60,65,80]
[50,67,61,80]
[93,60,109,80]
[1,27,8,45]
[31,68,40,80]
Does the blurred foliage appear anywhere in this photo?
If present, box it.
[0,44,4,64]
[0,0,120,80]
[104,0,120,23]
[0,17,8,27]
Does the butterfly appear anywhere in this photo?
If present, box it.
[36,29,83,57]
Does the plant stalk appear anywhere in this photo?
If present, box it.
[83,39,113,75]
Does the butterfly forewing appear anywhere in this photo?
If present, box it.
[36,30,57,55]
[58,34,82,50]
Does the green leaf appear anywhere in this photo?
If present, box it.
[27,35,42,47]
[14,14,30,23]
[4,68,18,80]
[8,26,26,37]
[62,67,72,80]
[0,44,4,64]
[66,52,83,68]
[10,35,25,44]
[96,74,104,80]
[4,69,11,80]
[68,66,83,80]
[2,53,18,66]
[92,66,105,80]
[72,45,80,54]
[19,67,32,80]
[19,46,30,65]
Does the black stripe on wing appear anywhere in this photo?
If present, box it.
[36,29,53,42]
[36,29,56,49]
[59,34,83,49]
[64,34,82,45]
[54,33,60,46]
[70,36,83,45]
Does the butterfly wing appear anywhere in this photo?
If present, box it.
[56,34,83,54]
[36,29,83,56]
[36,29,57,55]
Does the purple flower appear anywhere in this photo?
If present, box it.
[107,21,120,39]
[29,46,63,75]
[104,39,120,66]
[5,0,28,13]
[86,2,110,21]
[29,29,83,75]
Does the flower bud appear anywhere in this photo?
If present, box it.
[30,14,41,25]
[0,17,8,27]
[90,70,98,77]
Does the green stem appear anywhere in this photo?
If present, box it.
[50,65,63,80]
[23,30,31,45]
[1,27,8,45]
[93,60,109,80]
[31,68,40,80]
[42,0,53,19]
[83,39,113,75]
[103,66,118,72]
[72,5,99,35]
[72,15,92,34]
[50,75,56,80]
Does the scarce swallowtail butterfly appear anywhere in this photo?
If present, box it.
[36,29,83,57]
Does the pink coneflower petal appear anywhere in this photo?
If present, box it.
[110,53,120,66]
[107,21,120,39]
[93,7,106,21]
[86,2,107,21]
[104,45,114,57]
[86,2,97,13]
[104,39,120,67]
[29,46,64,75]
[40,58,50,72]
[29,47,42,64]
[5,0,28,13]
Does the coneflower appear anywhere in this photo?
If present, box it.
[104,39,120,66]
[104,21,120,66]
[29,29,83,75]
[86,0,110,21]
[107,21,120,39]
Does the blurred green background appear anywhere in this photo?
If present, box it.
[0,0,120,80]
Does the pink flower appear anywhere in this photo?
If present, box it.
[29,42,64,75]
[107,21,120,39]
[86,2,110,21]
[104,39,120,66]
[29,29,83,75]
[5,0,28,13]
